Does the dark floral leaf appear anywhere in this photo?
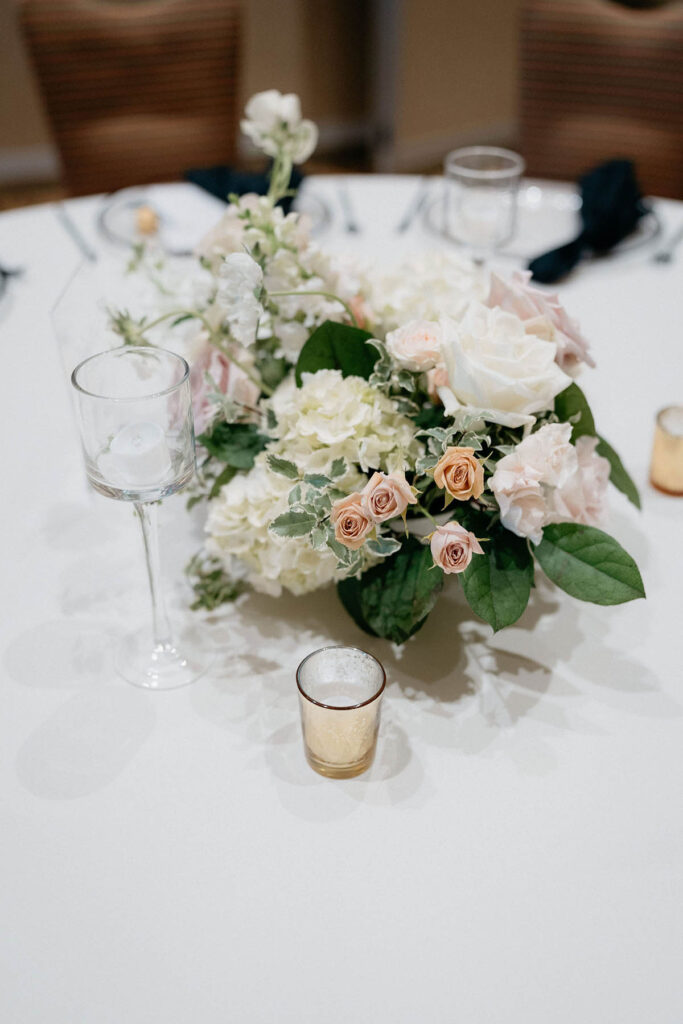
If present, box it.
[596,435,641,509]
[337,536,443,644]
[554,382,596,440]
[198,422,267,469]
[460,530,534,631]
[294,320,378,386]
[534,523,645,604]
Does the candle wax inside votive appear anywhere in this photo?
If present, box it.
[108,421,172,487]
[660,407,683,438]
[312,681,366,707]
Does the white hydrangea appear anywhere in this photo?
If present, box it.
[268,370,422,473]
[205,453,355,596]
[366,250,488,335]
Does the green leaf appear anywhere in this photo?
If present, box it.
[288,483,302,506]
[269,509,318,538]
[303,473,331,489]
[198,422,267,469]
[534,523,645,605]
[310,525,329,551]
[337,536,443,644]
[397,369,416,392]
[294,320,378,386]
[460,531,534,631]
[209,464,237,499]
[366,535,403,557]
[554,382,596,440]
[596,435,641,510]
[329,458,347,479]
[266,454,300,480]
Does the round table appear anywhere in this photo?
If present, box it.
[1,177,682,1024]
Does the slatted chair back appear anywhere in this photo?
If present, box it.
[520,0,683,198]
[19,0,242,195]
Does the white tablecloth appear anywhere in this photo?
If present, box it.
[1,177,682,1024]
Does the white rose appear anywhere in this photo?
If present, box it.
[487,270,595,376]
[217,252,264,346]
[438,303,571,427]
[385,320,444,372]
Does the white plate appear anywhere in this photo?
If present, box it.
[291,190,332,236]
[423,179,661,261]
[97,185,226,255]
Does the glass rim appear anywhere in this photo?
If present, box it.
[296,645,386,710]
[71,345,190,403]
[656,404,683,436]
[445,146,525,180]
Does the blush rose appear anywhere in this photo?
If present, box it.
[430,522,484,574]
[433,447,485,502]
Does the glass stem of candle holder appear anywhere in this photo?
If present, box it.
[134,501,173,650]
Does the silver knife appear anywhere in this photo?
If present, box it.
[55,204,98,262]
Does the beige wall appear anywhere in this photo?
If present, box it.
[393,0,522,167]
[0,0,54,149]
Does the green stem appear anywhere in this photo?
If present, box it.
[414,501,438,527]
[269,289,359,327]
[132,308,274,397]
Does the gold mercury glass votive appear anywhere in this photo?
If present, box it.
[650,405,683,496]
[296,646,386,779]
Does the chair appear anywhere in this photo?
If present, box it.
[19,0,242,195]
[520,0,683,198]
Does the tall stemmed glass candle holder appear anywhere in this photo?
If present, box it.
[444,146,525,263]
[297,646,386,778]
[71,345,209,689]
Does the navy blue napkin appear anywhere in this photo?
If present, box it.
[528,160,649,283]
[184,164,303,215]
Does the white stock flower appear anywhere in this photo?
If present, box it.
[438,303,571,428]
[241,89,318,163]
[269,370,421,473]
[206,454,342,596]
[217,252,264,346]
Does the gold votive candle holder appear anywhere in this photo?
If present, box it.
[650,405,683,496]
[296,646,386,779]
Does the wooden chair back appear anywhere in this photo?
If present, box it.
[520,0,683,198]
[20,0,242,195]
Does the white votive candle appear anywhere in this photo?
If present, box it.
[109,421,172,487]
[651,405,683,495]
[296,647,385,779]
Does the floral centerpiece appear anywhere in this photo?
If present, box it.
[111,90,644,643]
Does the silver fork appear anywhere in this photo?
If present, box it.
[653,224,683,264]
[337,184,360,234]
